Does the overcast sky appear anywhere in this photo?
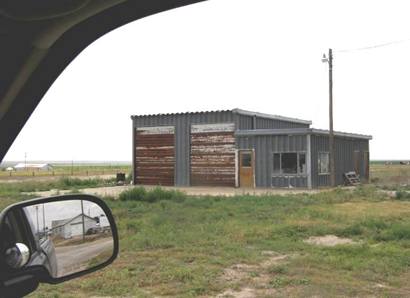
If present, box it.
[4,0,410,162]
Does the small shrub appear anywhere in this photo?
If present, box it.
[269,277,291,288]
[268,265,288,275]
[395,191,410,201]
[118,187,186,203]
[119,187,147,201]
[339,224,363,237]
[375,223,410,241]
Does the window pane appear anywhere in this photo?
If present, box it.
[282,153,297,174]
[299,153,306,174]
[273,153,281,174]
[319,152,329,174]
[241,153,252,167]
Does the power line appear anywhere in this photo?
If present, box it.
[335,38,410,53]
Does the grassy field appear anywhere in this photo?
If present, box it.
[370,164,410,189]
[0,165,409,297]
[0,164,131,179]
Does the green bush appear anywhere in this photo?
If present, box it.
[375,223,410,241]
[119,187,187,203]
[395,191,410,201]
[58,177,105,188]
[119,187,147,201]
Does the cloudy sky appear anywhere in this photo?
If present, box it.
[4,0,410,162]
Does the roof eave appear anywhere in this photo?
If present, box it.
[232,108,312,125]
[235,128,373,140]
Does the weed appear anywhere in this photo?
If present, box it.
[118,187,186,203]
[396,191,410,201]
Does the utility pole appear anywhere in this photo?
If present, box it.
[81,200,86,242]
[322,48,336,187]
[42,204,46,238]
[35,205,39,239]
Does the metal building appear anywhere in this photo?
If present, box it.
[131,109,371,188]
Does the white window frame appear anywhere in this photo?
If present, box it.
[272,151,307,176]
[318,151,330,175]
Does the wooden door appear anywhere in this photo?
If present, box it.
[135,126,175,186]
[190,123,236,187]
[239,151,254,188]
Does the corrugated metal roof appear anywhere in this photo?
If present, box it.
[131,109,232,119]
[235,128,372,140]
[131,108,312,125]
[232,109,312,125]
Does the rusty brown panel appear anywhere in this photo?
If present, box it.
[135,127,175,186]
[190,126,235,187]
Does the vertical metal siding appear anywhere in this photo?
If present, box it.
[237,135,307,187]
[311,135,370,187]
[255,117,310,129]
[236,114,310,130]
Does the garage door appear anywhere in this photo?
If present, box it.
[190,123,236,187]
[135,126,175,186]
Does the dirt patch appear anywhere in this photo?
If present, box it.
[216,251,289,297]
[34,185,323,198]
[304,235,356,247]
[216,287,258,298]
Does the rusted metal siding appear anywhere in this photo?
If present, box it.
[190,123,236,187]
[135,126,175,186]
[133,111,235,186]
[311,135,370,187]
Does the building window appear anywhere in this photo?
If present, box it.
[318,152,330,174]
[273,152,306,175]
[299,153,306,174]
[241,152,252,167]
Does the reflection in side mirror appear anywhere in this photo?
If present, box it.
[1,196,116,280]
[23,200,114,278]
[5,243,30,269]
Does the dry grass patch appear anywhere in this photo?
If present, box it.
[304,235,357,247]
[317,201,410,219]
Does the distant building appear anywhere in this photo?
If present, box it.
[13,163,53,171]
[51,214,98,239]
[131,109,372,188]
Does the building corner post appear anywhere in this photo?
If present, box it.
[132,120,136,185]
[307,134,312,189]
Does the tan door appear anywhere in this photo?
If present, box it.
[239,151,254,188]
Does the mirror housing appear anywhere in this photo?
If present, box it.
[5,243,30,269]
[0,0,91,21]
[0,194,118,287]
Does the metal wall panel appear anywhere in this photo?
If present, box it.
[133,111,312,187]
[311,135,370,187]
[236,114,310,130]
[237,135,307,187]
[135,126,175,186]
[133,111,235,186]
[190,123,236,187]
[272,176,308,188]
[255,117,310,129]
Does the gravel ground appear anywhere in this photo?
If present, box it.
[33,185,324,198]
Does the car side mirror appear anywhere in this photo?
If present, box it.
[0,194,118,296]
